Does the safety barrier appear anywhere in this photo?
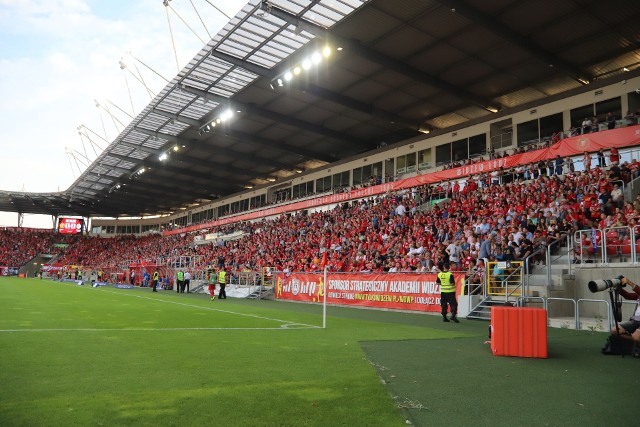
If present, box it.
[576,298,611,330]
[487,261,523,304]
[546,297,578,329]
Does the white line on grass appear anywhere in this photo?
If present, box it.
[99,288,321,329]
[0,326,316,333]
[51,281,320,330]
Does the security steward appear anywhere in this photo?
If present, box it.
[176,270,185,293]
[218,266,227,299]
[152,270,159,292]
[437,263,459,323]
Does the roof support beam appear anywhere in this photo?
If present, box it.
[210,48,423,132]
[106,150,258,188]
[155,108,334,163]
[264,2,502,113]
[153,108,200,127]
[135,123,295,172]
[225,129,336,164]
[181,84,374,152]
[432,0,592,85]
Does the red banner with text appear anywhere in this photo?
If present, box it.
[275,272,463,312]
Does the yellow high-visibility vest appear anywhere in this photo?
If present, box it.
[438,272,455,293]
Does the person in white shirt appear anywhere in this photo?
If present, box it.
[184,271,191,293]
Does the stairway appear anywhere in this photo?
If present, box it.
[247,287,274,300]
[466,296,516,320]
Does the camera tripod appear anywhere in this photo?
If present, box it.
[609,285,623,335]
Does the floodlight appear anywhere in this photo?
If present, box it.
[322,46,331,58]
[220,110,233,121]
[293,66,301,75]
[173,145,179,152]
[311,52,321,64]
[284,71,293,81]
[159,153,168,161]
[302,59,312,70]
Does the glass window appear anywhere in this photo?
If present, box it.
[468,134,486,157]
[628,91,640,118]
[332,171,349,189]
[418,149,431,169]
[362,164,373,181]
[595,97,621,119]
[517,119,539,146]
[539,113,563,140]
[384,158,394,180]
[405,153,417,172]
[570,104,594,129]
[435,143,451,165]
[451,138,467,162]
[371,161,382,179]
[352,167,363,186]
[396,155,407,171]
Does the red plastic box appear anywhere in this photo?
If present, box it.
[490,306,548,358]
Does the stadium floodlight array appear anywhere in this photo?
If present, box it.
[269,45,339,90]
[198,109,237,136]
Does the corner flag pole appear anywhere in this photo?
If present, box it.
[323,266,328,329]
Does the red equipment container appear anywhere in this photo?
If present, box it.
[491,306,548,358]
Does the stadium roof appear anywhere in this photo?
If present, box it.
[2,0,640,218]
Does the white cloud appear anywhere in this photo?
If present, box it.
[0,0,245,227]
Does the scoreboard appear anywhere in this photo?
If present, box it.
[57,217,83,234]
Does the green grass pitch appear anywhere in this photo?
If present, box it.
[0,277,637,426]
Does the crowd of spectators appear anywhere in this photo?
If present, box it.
[2,150,640,287]
[0,229,67,267]
[54,233,193,270]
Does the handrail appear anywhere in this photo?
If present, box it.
[574,229,604,265]
[544,232,570,287]
[503,264,524,304]
[523,245,546,291]
[517,295,546,308]
[467,274,488,314]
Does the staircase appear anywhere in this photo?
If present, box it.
[466,296,516,320]
[18,253,56,277]
[466,249,574,321]
[247,287,274,300]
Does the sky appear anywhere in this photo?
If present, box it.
[0,0,246,227]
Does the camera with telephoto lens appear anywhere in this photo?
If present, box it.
[588,276,624,293]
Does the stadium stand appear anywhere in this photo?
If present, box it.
[6,150,639,291]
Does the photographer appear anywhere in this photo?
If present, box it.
[611,277,640,346]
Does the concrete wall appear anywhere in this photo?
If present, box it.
[568,267,640,322]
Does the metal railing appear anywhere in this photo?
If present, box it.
[573,229,605,265]
[574,226,639,265]
[547,297,578,329]
[545,233,571,284]
[487,261,523,304]
[577,299,611,330]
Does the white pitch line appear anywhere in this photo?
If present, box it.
[0,326,317,333]
[56,282,320,329]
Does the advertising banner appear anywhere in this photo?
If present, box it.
[275,272,463,313]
